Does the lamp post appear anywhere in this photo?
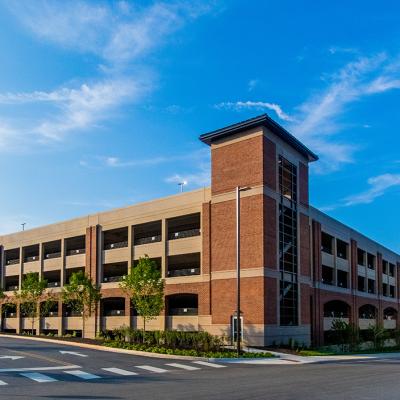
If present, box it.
[178,181,187,193]
[236,185,251,357]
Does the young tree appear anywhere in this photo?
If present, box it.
[14,272,52,335]
[120,255,164,336]
[62,270,101,338]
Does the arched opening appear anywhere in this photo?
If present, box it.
[324,300,350,319]
[323,300,351,333]
[359,304,377,330]
[384,307,397,330]
[166,294,198,316]
[359,304,377,319]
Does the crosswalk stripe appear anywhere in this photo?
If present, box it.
[166,363,200,371]
[192,361,226,368]
[64,370,101,380]
[135,365,168,373]
[20,372,58,383]
[0,380,8,385]
[102,367,138,376]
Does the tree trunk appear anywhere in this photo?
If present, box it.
[82,315,85,339]
[31,316,35,336]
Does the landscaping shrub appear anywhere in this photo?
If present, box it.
[100,328,225,353]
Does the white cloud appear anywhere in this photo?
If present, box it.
[287,55,388,172]
[0,0,215,148]
[344,173,400,206]
[319,173,400,211]
[328,46,359,55]
[247,79,259,91]
[6,0,214,68]
[215,101,293,121]
[0,79,145,141]
[81,148,210,169]
[165,164,211,187]
[215,53,400,174]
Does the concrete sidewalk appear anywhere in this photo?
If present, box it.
[236,346,400,365]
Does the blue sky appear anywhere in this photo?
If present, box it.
[1,1,400,252]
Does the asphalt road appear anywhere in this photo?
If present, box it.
[0,336,399,399]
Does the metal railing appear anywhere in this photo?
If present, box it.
[45,252,61,259]
[3,313,17,318]
[134,235,161,246]
[24,255,39,263]
[104,241,128,250]
[6,259,19,266]
[66,248,85,256]
[64,311,83,317]
[5,285,18,291]
[168,308,198,316]
[321,246,332,254]
[323,312,349,318]
[167,267,200,277]
[103,310,125,317]
[47,282,60,288]
[103,275,124,283]
[43,312,59,317]
[168,228,200,240]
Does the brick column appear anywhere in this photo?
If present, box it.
[58,297,63,336]
[60,238,65,286]
[128,226,133,273]
[161,219,167,279]
[350,240,358,326]
[311,220,322,347]
[377,252,383,323]
[85,225,99,338]
[85,226,99,283]
[125,296,131,329]
[0,245,3,290]
[16,301,21,334]
[397,262,400,328]
[202,202,212,315]
[18,246,23,290]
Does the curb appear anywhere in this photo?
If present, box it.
[0,334,208,361]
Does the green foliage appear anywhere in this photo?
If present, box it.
[100,327,274,358]
[14,272,51,335]
[62,270,101,338]
[103,341,274,358]
[365,323,388,350]
[326,319,360,351]
[119,256,164,333]
[101,327,224,352]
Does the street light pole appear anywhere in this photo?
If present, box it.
[236,186,250,357]
[236,186,241,357]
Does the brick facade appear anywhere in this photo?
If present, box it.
[0,115,399,347]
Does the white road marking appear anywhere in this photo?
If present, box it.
[20,372,58,383]
[102,367,138,376]
[0,380,8,385]
[192,361,226,368]
[0,365,80,373]
[64,370,101,380]
[0,355,24,360]
[59,351,88,357]
[135,365,168,373]
[166,363,200,371]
